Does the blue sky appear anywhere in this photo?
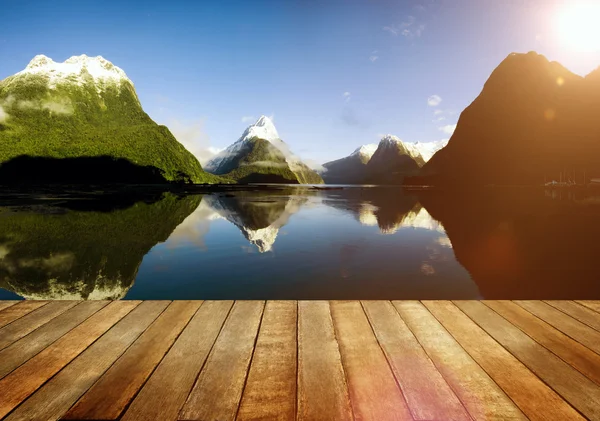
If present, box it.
[1,0,599,165]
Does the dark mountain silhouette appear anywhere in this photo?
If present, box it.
[418,188,600,298]
[409,52,600,186]
[365,136,424,185]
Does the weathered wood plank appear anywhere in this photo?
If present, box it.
[236,301,297,421]
[363,300,470,421]
[121,300,233,421]
[0,301,47,329]
[485,300,600,385]
[394,301,527,421]
[0,301,108,379]
[454,300,600,420]
[0,301,18,312]
[4,301,168,421]
[517,300,600,355]
[545,301,600,332]
[179,300,265,421]
[0,301,78,350]
[297,301,353,421]
[576,300,600,314]
[0,300,139,419]
[63,301,201,420]
[423,301,584,421]
[330,300,411,421]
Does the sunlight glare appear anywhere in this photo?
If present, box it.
[557,2,600,53]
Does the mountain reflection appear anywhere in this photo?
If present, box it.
[0,193,200,299]
[419,188,600,299]
[204,189,309,252]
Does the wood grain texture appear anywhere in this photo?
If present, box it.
[363,300,470,421]
[0,300,139,419]
[4,301,168,421]
[0,301,47,329]
[424,301,584,421]
[0,301,78,350]
[63,301,201,420]
[485,300,600,386]
[330,300,412,421]
[577,300,600,314]
[454,300,600,420]
[121,300,233,421]
[0,301,18,312]
[180,300,265,421]
[516,300,600,355]
[0,301,108,379]
[237,301,297,421]
[394,301,527,421]
[297,301,353,421]
[545,301,600,332]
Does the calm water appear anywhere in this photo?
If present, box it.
[0,186,599,300]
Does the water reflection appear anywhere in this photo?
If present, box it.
[1,186,599,300]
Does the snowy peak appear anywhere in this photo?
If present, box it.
[16,54,132,89]
[241,115,280,143]
[352,144,378,160]
[376,135,447,163]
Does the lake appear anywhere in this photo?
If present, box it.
[0,185,599,300]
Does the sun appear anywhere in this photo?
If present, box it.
[557,2,600,53]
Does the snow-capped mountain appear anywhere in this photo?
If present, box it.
[204,116,323,184]
[364,135,425,184]
[352,144,379,160]
[0,54,210,184]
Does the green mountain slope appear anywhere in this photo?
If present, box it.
[0,55,220,184]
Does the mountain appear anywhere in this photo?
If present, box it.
[0,193,201,299]
[205,116,323,184]
[0,54,218,184]
[364,135,426,185]
[412,51,600,186]
[321,144,377,184]
[322,139,447,184]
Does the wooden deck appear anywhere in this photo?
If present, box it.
[0,301,599,421]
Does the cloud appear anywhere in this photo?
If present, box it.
[427,95,442,106]
[383,16,425,38]
[168,118,223,165]
[0,95,74,115]
[240,160,289,168]
[241,116,255,123]
[433,109,444,115]
[0,106,7,123]
[303,159,325,173]
[439,124,457,135]
[343,92,351,103]
[369,55,379,62]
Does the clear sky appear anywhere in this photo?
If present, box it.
[1,0,599,165]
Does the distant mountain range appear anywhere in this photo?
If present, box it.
[0,55,218,184]
[323,136,447,185]
[205,116,323,184]
[410,51,600,186]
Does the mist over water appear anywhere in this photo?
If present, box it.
[0,186,598,300]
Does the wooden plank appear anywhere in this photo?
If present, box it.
[546,301,600,332]
[516,300,600,355]
[453,300,600,420]
[423,301,584,421]
[121,300,233,421]
[577,300,600,314]
[236,301,297,421]
[0,301,108,379]
[394,301,527,421]
[485,300,600,385]
[179,300,264,421]
[0,300,140,419]
[330,300,412,421]
[0,301,78,350]
[63,301,201,420]
[4,301,168,421]
[297,301,352,421]
[0,301,47,329]
[0,301,18,312]
[363,300,470,421]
